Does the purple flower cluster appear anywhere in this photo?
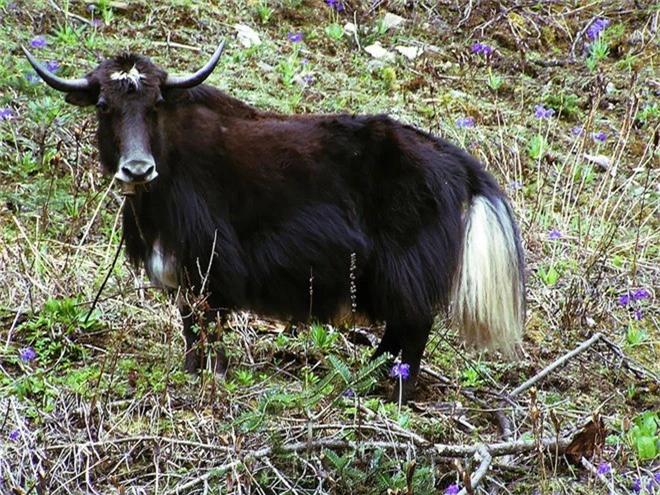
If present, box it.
[455,116,475,128]
[29,35,47,48]
[9,430,20,440]
[20,347,36,361]
[46,60,59,72]
[587,18,610,40]
[548,229,562,240]
[571,126,584,136]
[287,32,303,43]
[619,289,650,306]
[0,109,14,121]
[619,289,650,321]
[534,104,556,119]
[390,362,410,380]
[597,462,611,475]
[471,42,493,56]
[326,0,344,12]
[593,132,607,142]
[444,484,460,495]
[632,473,660,494]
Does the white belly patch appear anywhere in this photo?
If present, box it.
[147,241,179,289]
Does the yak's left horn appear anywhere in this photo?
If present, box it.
[163,39,226,89]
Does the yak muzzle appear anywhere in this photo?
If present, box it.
[115,158,158,184]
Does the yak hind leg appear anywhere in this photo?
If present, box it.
[181,307,228,377]
[377,315,433,403]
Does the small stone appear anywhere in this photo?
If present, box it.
[395,46,423,60]
[583,153,610,171]
[234,24,261,48]
[364,42,395,61]
[343,22,357,36]
[382,12,406,30]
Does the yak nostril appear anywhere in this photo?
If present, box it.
[119,161,157,183]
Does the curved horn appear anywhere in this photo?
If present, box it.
[164,39,226,89]
[22,45,90,92]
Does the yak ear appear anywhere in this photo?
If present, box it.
[65,89,98,107]
[161,88,190,103]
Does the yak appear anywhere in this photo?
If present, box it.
[24,41,525,401]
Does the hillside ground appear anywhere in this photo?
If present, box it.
[0,0,658,493]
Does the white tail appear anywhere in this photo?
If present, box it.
[451,196,525,354]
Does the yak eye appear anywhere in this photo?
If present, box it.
[154,95,165,109]
[96,99,111,114]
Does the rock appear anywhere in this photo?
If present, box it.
[584,153,610,171]
[344,22,357,36]
[382,12,406,30]
[395,45,423,60]
[234,24,261,48]
[364,42,396,62]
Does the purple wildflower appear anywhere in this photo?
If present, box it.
[19,347,36,361]
[471,42,493,55]
[618,294,630,306]
[548,229,562,240]
[9,430,19,440]
[302,75,314,85]
[634,310,644,321]
[46,60,59,72]
[587,19,610,41]
[93,19,103,28]
[390,363,410,380]
[508,180,523,190]
[30,35,47,48]
[0,109,14,121]
[597,462,611,475]
[455,116,475,128]
[301,58,310,65]
[632,477,641,494]
[87,4,97,11]
[287,32,303,43]
[632,289,650,301]
[444,484,460,495]
[571,126,584,136]
[654,472,660,484]
[26,73,41,84]
[534,104,556,119]
[326,0,344,11]
[344,389,354,397]
[593,132,607,142]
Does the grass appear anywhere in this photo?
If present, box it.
[1,0,658,493]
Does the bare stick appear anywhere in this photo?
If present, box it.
[508,333,603,398]
[457,445,492,495]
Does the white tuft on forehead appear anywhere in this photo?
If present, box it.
[110,65,143,88]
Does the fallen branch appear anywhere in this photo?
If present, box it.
[458,445,492,495]
[163,434,574,494]
[509,332,604,399]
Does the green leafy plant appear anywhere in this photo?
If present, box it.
[538,264,560,286]
[309,323,338,351]
[256,0,274,24]
[528,134,549,160]
[627,411,659,460]
[19,297,102,364]
[325,23,343,42]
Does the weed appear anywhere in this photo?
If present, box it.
[627,411,659,461]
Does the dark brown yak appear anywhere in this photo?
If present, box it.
[24,41,525,400]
